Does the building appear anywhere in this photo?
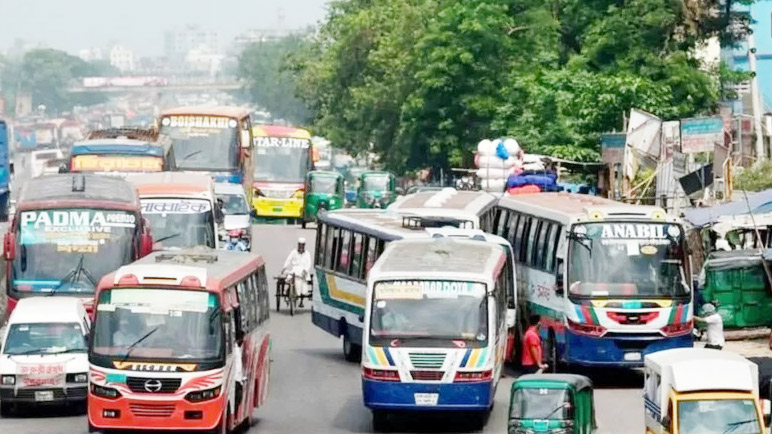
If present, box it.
[78,47,104,62]
[724,3,772,112]
[185,46,224,77]
[164,25,220,67]
[109,45,135,72]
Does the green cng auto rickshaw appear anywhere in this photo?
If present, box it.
[509,374,596,434]
[356,171,396,209]
[302,170,344,228]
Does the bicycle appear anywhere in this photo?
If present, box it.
[275,274,297,316]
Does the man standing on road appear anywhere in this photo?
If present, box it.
[694,303,724,350]
[521,315,548,374]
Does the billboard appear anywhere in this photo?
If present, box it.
[680,116,723,154]
[601,133,626,164]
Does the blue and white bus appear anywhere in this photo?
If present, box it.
[313,207,517,362]
[361,237,510,429]
[492,192,693,368]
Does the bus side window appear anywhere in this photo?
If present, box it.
[258,269,270,322]
[365,237,378,274]
[544,224,557,272]
[246,274,259,327]
[352,232,364,280]
[526,219,540,266]
[337,230,352,275]
[536,222,551,270]
[235,281,249,334]
[494,208,508,237]
[507,213,519,244]
[224,312,234,355]
[325,226,338,270]
[496,271,507,329]
[516,215,529,262]
[316,224,327,266]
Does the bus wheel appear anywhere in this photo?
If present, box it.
[471,409,490,430]
[372,410,391,432]
[343,334,362,363]
[0,402,14,417]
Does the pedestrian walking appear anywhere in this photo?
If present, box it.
[521,315,548,374]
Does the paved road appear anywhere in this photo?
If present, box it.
[0,224,644,433]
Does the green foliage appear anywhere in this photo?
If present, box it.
[1,49,110,115]
[291,0,753,173]
[237,35,313,126]
[734,161,772,192]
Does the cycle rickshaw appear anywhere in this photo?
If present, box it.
[275,272,313,316]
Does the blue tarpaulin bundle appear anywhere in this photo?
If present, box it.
[506,173,557,190]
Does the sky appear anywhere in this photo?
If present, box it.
[1,0,329,56]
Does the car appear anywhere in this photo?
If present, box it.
[0,297,90,416]
[30,149,64,178]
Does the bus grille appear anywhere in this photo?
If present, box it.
[410,370,445,381]
[263,189,295,199]
[126,377,181,394]
[129,403,175,418]
[409,353,446,369]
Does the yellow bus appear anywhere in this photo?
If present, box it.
[252,125,313,220]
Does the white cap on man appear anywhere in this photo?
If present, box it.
[298,237,306,244]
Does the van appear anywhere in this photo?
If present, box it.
[0,297,90,415]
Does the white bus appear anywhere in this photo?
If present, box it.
[313,209,516,362]
[492,192,693,369]
[362,237,510,429]
[387,188,498,231]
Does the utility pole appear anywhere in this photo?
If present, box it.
[748,31,766,160]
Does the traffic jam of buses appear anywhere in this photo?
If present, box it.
[2,110,772,434]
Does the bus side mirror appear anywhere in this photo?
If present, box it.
[215,199,225,224]
[4,232,15,261]
[555,258,565,295]
[240,130,251,149]
[140,233,153,256]
[763,399,771,426]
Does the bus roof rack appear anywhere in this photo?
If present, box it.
[401,215,474,230]
[155,253,218,264]
[87,127,158,141]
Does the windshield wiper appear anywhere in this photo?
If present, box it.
[7,348,47,356]
[154,233,181,244]
[722,419,759,434]
[181,150,203,162]
[50,254,85,296]
[51,348,87,354]
[541,402,568,420]
[118,327,160,363]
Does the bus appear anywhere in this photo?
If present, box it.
[251,125,313,220]
[387,188,498,231]
[87,248,271,433]
[491,192,693,369]
[313,209,516,362]
[0,119,10,221]
[69,133,174,177]
[158,107,253,199]
[362,237,510,429]
[128,173,222,250]
[2,174,153,318]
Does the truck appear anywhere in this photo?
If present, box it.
[644,348,771,434]
[0,119,11,220]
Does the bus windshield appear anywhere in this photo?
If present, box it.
[678,399,762,434]
[370,280,488,347]
[160,116,239,171]
[92,289,223,361]
[254,139,311,183]
[568,222,688,298]
[3,322,87,356]
[141,199,216,249]
[510,388,570,420]
[12,209,137,295]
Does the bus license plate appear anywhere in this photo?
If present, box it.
[414,393,439,406]
[624,352,642,361]
[35,391,54,402]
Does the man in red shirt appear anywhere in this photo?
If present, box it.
[521,315,548,374]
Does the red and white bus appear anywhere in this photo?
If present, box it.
[87,248,271,433]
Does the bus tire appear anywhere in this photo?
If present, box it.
[212,410,230,434]
[472,409,490,429]
[343,333,362,363]
[372,410,391,432]
[0,401,13,417]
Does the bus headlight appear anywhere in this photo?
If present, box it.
[91,383,121,399]
[185,386,222,402]
[660,320,693,337]
[293,189,305,199]
[67,373,88,383]
[1,375,15,386]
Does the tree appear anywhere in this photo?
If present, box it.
[292,0,754,173]
[238,34,313,126]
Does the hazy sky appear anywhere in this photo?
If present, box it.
[2,0,329,56]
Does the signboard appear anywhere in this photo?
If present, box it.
[680,117,723,154]
[254,136,311,149]
[20,209,137,247]
[16,363,66,388]
[601,133,626,164]
[662,121,680,159]
[375,280,485,300]
[72,155,163,173]
[162,116,235,129]
[141,199,212,214]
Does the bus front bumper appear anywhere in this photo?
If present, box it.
[87,393,224,431]
[253,197,303,218]
[564,331,693,367]
[362,379,494,411]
